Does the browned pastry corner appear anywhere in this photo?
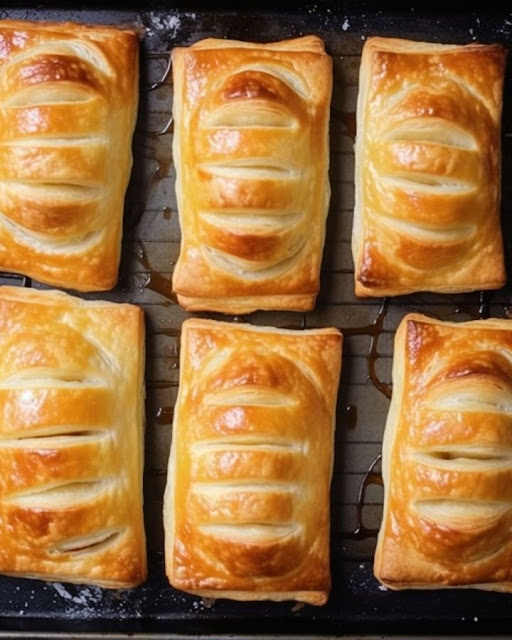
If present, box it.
[0,286,147,588]
[0,20,139,291]
[164,319,342,604]
[353,37,506,297]
[375,313,512,591]
[171,36,332,313]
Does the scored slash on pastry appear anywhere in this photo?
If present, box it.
[0,20,139,291]
[164,319,342,605]
[0,286,146,588]
[375,313,512,591]
[352,37,507,296]
[170,36,332,313]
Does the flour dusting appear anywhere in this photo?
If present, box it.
[51,582,104,612]
[145,11,197,38]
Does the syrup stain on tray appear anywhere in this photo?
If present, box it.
[156,406,174,425]
[153,114,174,136]
[341,299,392,399]
[331,109,356,141]
[138,52,174,138]
[132,56,174,181]
[339,291,490,541]
[454,290,492,320]
[147,380,180,390]
[154,327,180,338]
[124,201,146,231]
[150,335,180,403]
[126,139,173,230]
[137,242,178,304]
[279,313,307,331]
[139,137,173,181]
[146,51,172,91]
[153,327,180,366]
[343,404,358,430]
[478,290,490,319]
[345,454,383,540]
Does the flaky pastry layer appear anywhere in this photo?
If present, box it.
[0,20,139,291]
[376,313,512,591]
[0,286,147,588]
[171,36,332,313]
[164,319,342,604]
[353,37,506,296]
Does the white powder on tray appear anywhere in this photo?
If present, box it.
[50,582,142,619]
[145,11,197,38]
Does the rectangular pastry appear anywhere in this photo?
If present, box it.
[0,20,139,291]
[352,37,506,296]
[375,313,512,591]
[171,36,332,313]
[0,286,146,588]
[164,319,342,604]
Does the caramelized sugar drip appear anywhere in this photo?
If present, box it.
[153,328,180,338]
[478,290,490,319]
[123,200,146,232]
[153,115,174,137]
[147,381,179,390]
[156,406,174,425]
[136,242,178,304]
[147,323,180,392]
[345,454,383,540]
[343,405,358,430]
[454,290,493,319]
[136,52,174,137]
[331,109,356,141]
[146,52,172,92]
[132,132,173,180]
[279,314,307,331]
[367,301,392,399]
[341,299,392,399]
[127,52,174,230]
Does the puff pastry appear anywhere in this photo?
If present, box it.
[353,37,506,297]
[375,313,512,591]
[164,319,342,604]
[0,20,139,291]
[171,36,332,313]
[0,286,146,588]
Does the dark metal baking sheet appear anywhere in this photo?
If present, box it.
[1,3,512,636]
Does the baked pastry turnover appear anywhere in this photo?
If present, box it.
[0,20,139,291]
[0,286,146,587]
[164,319,342,604]
[171,36,332,313]
[353,37,506,296]
[375,313,512,591]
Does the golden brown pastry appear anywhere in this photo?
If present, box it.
[171,36,332,313]
[164,318,342,604]
[375,312,512,591]
[0,20,139,291]
[353,37,506,297]
[0,286,146,588]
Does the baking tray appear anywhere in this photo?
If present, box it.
[1,2,512,636]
